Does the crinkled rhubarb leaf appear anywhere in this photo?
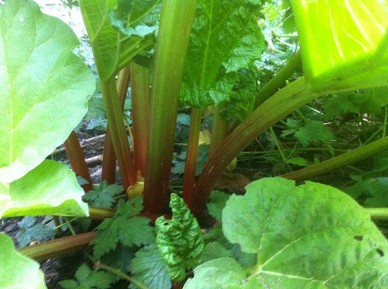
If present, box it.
[0,233,47,289]
[292,0,388,91]
[0,160,88,218]
[181,0,265,113]
[0,0,94,184]
[155,193,204,282]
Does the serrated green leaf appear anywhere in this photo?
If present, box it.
[120,217,155,247]
[0,160,89,218]
[0,0,95,184]
[323,92,365,119]
[181,0,265,108]
[292,0,388,90]
[222,177,388,288]
[16,216,54,247]
[155,193,204,281]
[83,180,123,209]
[129,244,171,289]
[93,198,154,259]
[0,233,47,289]
[79,0,154,80]
[59,264,116,289]
[282,118,333,147]
[346,177,388,208]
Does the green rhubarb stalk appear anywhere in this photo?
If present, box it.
[209,105,228,158]
[143,0,197,213]
[64,131,93,191]
[89,207,115,220]
[95,262,148,289]
[101,131,117,184]
[254,50,301,108]
[183,108,203,202]
[191,77,323,217]
[282,137,388,181]
[365,208,388,221]
[101,67,132,184]
[18,232,96,261]
[100,78,136,189]
[130,62,151,177]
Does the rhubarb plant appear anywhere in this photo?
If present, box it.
[0,0,388,289]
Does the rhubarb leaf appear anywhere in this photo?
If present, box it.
[181,0,265,111]
[292,0,388,91]
[0,233,47,289]
[183,258,250,289]
[0,0,94,184]
[108,0,161,38]
[221,177,388,288]
[80,0,156,80]
[0,160,88,218]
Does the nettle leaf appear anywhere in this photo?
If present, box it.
[0,233,47,289]
[109,0,161,38]
[0,0,95,184]
[16,216,54,247]
[181,0,265,109]
[83,180,123,209]
[346,177,388,208]
[129,244,171,289]
[281,118,334,147]
[155,193,204,281]
[0,160,88,218]
[92,198,154,259]
[79,0,155,80]
[59,264,116,289]
[292,0,388,91]
[217,177,388,289]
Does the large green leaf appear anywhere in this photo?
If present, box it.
[183,258,252,289]
[181,0,265,110]
[0,160,88,218]
[292,0,388,91]
[0,0,95,184]
[0,233,47,289]
[185,177,388,288]
[79,0,156,80]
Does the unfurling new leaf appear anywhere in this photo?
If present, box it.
[155,193,204,282]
